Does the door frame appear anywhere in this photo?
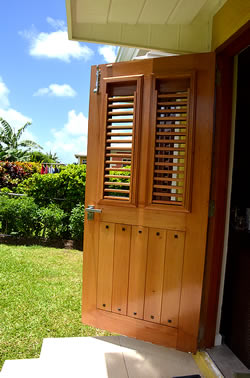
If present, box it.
[199,21,250,348]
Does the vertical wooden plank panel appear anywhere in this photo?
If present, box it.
[127,226,149,319]
[97,222,115,311]
[161,231,185,328]
[144,228,166,323]
[112,224,132,315]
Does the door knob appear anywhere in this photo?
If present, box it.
[85,205,102,220]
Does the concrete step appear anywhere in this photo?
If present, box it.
[1,336,204,378]
[40,335,203,378]
[1,359,41,378]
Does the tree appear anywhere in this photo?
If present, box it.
[29,150,60,163]
[0,118,42,162]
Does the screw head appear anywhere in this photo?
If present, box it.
[122,227,126,231]
[156,232,160,236]
[103,304,106,307]
[133,312,137,316]
[106,225,109,229]
[118,308,121,311]
[138,230,142,234]
[151,315,154,320]
[168,319,172,323]
[174,234,178,239]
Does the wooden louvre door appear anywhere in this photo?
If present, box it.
[83,53,215,353]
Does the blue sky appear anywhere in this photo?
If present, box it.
[0,0,118,163]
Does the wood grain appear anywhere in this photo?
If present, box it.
[144,228,166,323]
[112,224,131,315]
[161,231,185,328]
[82,54,216,353]
[127,226,149,319]
[96,222,115,311]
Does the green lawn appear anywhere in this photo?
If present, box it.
[0,244,110,370]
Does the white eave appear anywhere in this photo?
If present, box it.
[66,0,227,54]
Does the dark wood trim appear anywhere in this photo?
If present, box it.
[215,21,250,56]
[199,21,250,348]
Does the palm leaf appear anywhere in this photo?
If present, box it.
[0,117,13,145]
[16,122,32,139]
[19,140,42,149]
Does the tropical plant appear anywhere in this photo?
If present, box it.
[29,150,60,163]
[0,118,42,161]
[0,161,41,190]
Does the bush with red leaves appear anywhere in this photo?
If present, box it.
[0,161,41,191]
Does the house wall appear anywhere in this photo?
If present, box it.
[212,0,250,50]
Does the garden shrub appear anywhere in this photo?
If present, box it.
[69,203,85,240]
[0,196,41,236]
[17,164,86,214]
[107,167,130,198]
[0,161,41,191]
[0,196,66,238]
[39,204,66,239]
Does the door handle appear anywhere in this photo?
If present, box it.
[86,205,102,220]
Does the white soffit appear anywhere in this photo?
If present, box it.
[66,0,227,53]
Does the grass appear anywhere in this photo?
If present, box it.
[0,244,111,370]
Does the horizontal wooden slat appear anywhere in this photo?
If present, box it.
[106,139,132,144]
[157,109,187,114]
[156,124,187,129]
[104,196,129,201]
[104,181,130,187]
[108,96,134,101]
[158,93,188,98]
[153,184,184,190]
[153,192,183,198]
[153,177,184,182]
[106,147,132,151]
[157,116,187,121]
[155,147,185,151]
[155,162,185,167]
[152,200,182,205]
[155,157,184,161]
[106,153,132,158]
[104,188,130,194]
[108,103,134,109]
[154,169,184,174]
[158,101,187,106]
[105,175,130,179]
[108,111,133,116]
[105,160,131,165]
[155,154,185,159]
[155,139,186,144]
[156,132,186,136]
[105,167,131,172]
[107,125,133,130]
[108,118,133,123]
[107,132,133,137]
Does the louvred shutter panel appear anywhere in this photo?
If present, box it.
[150,74,195,210]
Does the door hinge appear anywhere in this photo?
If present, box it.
[93,65,100,93]
[208,199,215,217]
[216,69,221,86]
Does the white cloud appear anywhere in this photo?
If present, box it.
[0,108,32,129]
[19,18,94,63]
[46,17,66,30]
[0,77,10,109]
[34,84,77,97]
[0,76,38,144]
[45,110,88,163]
[98,45,118,63]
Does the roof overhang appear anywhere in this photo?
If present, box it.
[66,0,227,54]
